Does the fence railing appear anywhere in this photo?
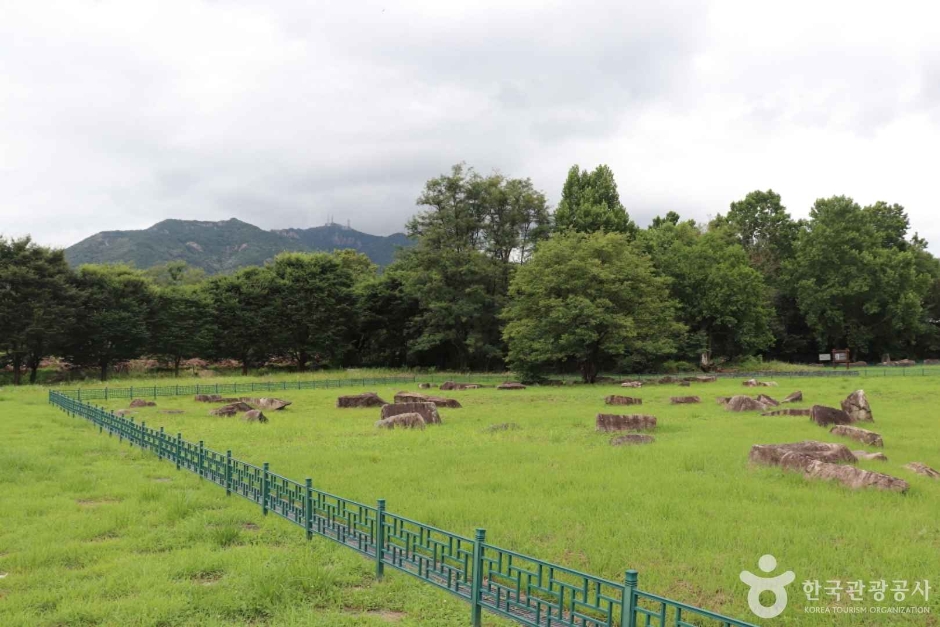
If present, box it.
[49,367,882,402]
[48,388,757,626]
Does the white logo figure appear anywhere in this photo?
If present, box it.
[740,554,795,619]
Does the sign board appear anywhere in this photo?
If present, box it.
[832,349,850,368]
[819,354,831,361]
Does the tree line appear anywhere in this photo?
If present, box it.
[3,163,939,383]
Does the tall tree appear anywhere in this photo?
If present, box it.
[354,268,422,367]
[715,191,809,361]
[148,285,210,376]
[408,163,551,263]
[503,232,683,382]
[789,196,930,359]
[718,190,799,277]
[554,164,635,235]
[394,246,505,370]
[639,222,774,365]
[66,265,154,381]
[269,252,357,371]
[0,237,76,384]
[204,266,277,375]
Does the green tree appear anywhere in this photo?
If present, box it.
[650,211,681,229]
[639,222,774,365]
[353,268,421,367]
[394,246,505,370]
[143,261,207,286]
[503,232,683,382]
[789,196,931,359]
[717,190,799,277]
[204,267,277,375]
[269,252,357,371]
[332,249,378,283]
[554,164,635,235]
[714,191,811,361]
[66,265,154,381]
[408,163,551,264]
[148,285,210,376]
[0,237,77,384]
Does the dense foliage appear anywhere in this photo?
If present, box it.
[3,165,939,382]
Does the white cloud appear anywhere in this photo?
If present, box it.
[1,0,939,251]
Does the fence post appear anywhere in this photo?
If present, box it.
[159,427,165,459]
[621,570,638,627]
[78,389,82,402]
[176,433,182,470]
[471,528,486,627]
[375,499,386,580]
[262,462,270,515]
[130,386,134,399]
[226,451,232,496]
[198,441,205,479]
[140,421,146,451]
[105,387,108,401]
[305,478,313,540]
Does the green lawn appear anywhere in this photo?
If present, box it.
[2,374,938,626]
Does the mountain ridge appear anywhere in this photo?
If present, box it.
[65,218,413,273]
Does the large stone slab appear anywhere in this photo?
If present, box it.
[497,382,526,390]
[240,397,292,410]
[853,451,888,462]
[595,414,657,432]
[725,395,768,412]
[756,394,779,407]
[761,408,811,417]
[210,402,254,417]
[439,381,483,391]
[242,410,268,423]
[380,402,441,424]
[195,394,223,402]
[393,392,461,408]
[830,425,883,447]
[621,381,643,388]
[782,391,803,403]
[749,445,908,492]
[375,412,426,429]
[336,392,387,408]
[604,395,642,406]
[810,405,853,426]
[841,390,873,422]
[670,396,700,404]
[749,441,857,464]
[129,399,156,408]
[905,462,940,480]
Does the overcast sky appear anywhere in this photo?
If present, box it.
[2,1,939,250]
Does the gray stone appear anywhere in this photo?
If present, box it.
[904,462,940,480]
[810,405,853,427]
[375,412,426,429]
[242,410,268,423]
[380,402,441,424]
[841,390,873,422]
[595,414,657,432]
[336,392,387,408]
[830,425,883,447]
[604,395,642,406]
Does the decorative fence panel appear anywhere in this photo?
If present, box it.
[47,389,756,627]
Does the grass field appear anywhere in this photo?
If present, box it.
[1,373,938,626]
